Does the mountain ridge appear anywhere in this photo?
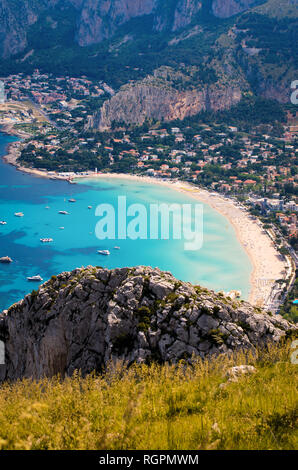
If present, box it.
[0,0,296,127]
[0,0,267,57]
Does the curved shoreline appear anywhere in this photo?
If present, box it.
[75,173,287,307]
[0,128,287,308]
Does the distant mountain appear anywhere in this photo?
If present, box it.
[0,0,296,127]
[0,0,264,57]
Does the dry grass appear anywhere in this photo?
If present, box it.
[0,342,297,450]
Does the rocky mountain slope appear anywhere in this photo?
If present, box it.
[0,265,296,382]
[212,0,261,18]
[0,0,264,57]
[0,1,296,128]
[89,66,245,130]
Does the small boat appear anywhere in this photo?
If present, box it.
[59,211,69,215]
[114,246,120,250]
[45,206,50,209]
[0,221,7,225]
[14,212,24,217]
[98,250,110,256]
[88,206,92,209]
[69,199,76,203]
[40,238,53,243]
[59,227,65,230]
[27,275,43,282]
[0,256,12,264]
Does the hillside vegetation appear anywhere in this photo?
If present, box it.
[0,342,297,450]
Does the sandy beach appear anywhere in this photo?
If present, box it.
[1,126,67,180]
[73,172,288,307]
[0,130,288,307]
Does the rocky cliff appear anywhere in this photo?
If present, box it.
[90,79,243,130]
[76,0,156,46]
[0,265,296,382]
[0,0,267,57]
[89,65,245,130]
[0,0,83,58]
[0,0,40,58]
[212,0,262,18]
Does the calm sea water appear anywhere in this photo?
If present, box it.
[0,131,252,311]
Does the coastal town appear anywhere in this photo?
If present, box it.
[0,72,297,322]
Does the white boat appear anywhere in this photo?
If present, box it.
[98,250,110,256]
[114,246,120,250]
[0,221,7,225]
[40,238,53,243]
[88,206,92,209]
[0,256,12,264]
[14,212,24,217]
[27,275,43,282]
[69,198,76,203]
[59,227,65,230]
[59,211,69,215]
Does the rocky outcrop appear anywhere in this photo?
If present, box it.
[77,0,156,46]
[212,0,262,18]
[172,0,203,31]
[0,265,296,382]
[0,0,268,57]
[0,0,39,58]
[71,0,203,45]
[154,0,202,33]
[88,66,244,130]
[0,0,200,55]
[0,0,83,58]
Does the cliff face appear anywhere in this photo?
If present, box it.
[75,0,204,45]
[91,79,242,130]
[77,0,157,46]
[0,0,266,57]
[212,0,262,18]
[0,266,296,382]
[0,0,39,58]
[89,64,246,130]
[153,0,203,33]
[0,0,82,58]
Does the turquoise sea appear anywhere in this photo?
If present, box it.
[0,131,252,311]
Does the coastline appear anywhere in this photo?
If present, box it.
[0,127,287,308]
[0,124,46,178]
[75,173,287,308]
[0,125,66,180]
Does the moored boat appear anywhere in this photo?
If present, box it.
[27,275,43,282]
[0,256,12,264]
[98,250,110,256]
